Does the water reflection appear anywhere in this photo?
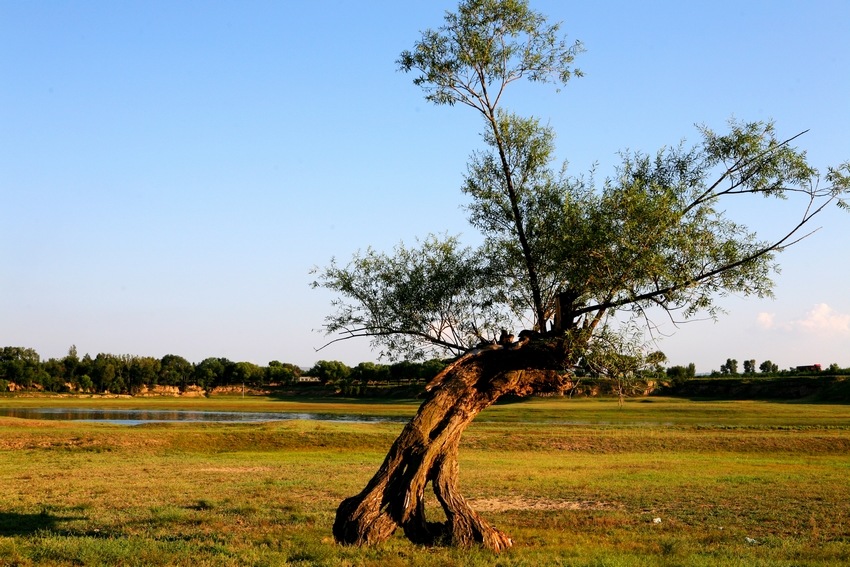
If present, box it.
[0,407,410,426]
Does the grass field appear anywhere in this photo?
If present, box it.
[0,395,848,566]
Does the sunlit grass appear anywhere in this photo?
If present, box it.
[0,396,848,565]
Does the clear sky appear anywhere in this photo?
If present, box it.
[2,1,849,373]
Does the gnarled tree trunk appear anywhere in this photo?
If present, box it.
[333,338,573,552]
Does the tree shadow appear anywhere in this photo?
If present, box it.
[0,511,86,536]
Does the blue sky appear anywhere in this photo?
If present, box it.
[2,1,849,373]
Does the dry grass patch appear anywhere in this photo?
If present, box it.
[468,496,621,512]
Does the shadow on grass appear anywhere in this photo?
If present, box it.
[0,510,86,536]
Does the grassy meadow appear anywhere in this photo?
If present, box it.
[0,395,848,566]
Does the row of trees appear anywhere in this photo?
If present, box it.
[5,344,844,396]
[714,358,847,376]
[308,359,448,395]
[0,346,450,395]
[0,346,303,394]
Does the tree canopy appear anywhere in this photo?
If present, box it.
[315,1,849,364]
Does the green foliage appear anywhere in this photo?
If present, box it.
[398,0,584,332]
[666,363,696,386]
[464,111,574,324]
[759,360,779,374]
[232,361,265,386]
[128,356,160,394]
[76,374,94,392]
[389,360,419,385]
[313,234,509,359]
[307,360,351,385]
[577,329,668,405]
[397,0,583,112]
[159,354,193,388]
[194,357,226,389]
[420,358,448,380]
[387,359,447,385]
[0,346,42,388]
[0,347,306,394]
[0,344,447,395]
[720,358,739,376]
[338,362,391,395]
[316,0,850,367]
[267,360,301,385]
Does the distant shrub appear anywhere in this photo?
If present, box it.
[666,363,695,386]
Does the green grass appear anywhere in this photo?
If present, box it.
[0,396,848,565]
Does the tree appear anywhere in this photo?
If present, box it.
[317,0,850,552]
[194,357,227,390]
[399,0,583,336]
[77,354,94,383]
[90,354,120,393]
[307,360,351,385]
[36,363,62,392]
[420,358,448,382]
[759,360,779,374]
[267,360,301,385]
[743,359,757,374]
[0,347,42,388]
[77,374,94,392]
[160,354,194,389]
[389,360,417,385]
[128,356,160,394]
[720,358,739,376]
[666,363,696,387]
[63,345,80,383]
[342,362,391,395]
[42,357,66,387]
[232,361,265,387]
[316,235,506,360]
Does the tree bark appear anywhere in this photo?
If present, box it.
[333,339,573,552]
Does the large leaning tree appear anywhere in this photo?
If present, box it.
[313,0,849,552]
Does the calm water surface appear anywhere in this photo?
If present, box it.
[0,407,410,426]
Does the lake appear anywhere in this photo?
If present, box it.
[0,407,410,426]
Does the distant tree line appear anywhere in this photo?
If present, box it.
[2,345,845,396]
[0,346,446,395]
[308,359,448,395]
[0,345,306,394]
[710,358,848,377]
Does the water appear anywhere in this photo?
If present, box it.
[0,407,410,426]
